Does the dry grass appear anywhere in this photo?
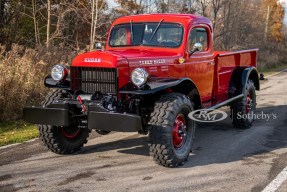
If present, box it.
[259,63,287,76]
[0,44,75,121]
[257,44,287,71]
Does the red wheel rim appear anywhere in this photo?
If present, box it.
[246,94,252,113]
[172,114,187,149]
[61,127,81,139]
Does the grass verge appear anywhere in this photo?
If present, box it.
[259,63,287,76]
[0,121,38,147]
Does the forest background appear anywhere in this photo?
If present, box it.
[0,0,286,121]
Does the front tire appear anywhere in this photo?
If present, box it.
[38,90,89,154]
[148,93,195,167]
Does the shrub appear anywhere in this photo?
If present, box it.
[0,44,75,121]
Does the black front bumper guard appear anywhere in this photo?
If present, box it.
[23,107,142,132]
[23,107,70,127]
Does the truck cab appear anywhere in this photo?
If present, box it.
[24,14,260,167]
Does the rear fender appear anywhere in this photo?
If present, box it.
[229,67,259,97]
[241,67,260,93]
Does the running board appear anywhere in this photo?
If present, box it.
[209,94,244,110]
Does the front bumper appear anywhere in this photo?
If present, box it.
[88,112,142,132]
[23,107,70,127]
[23,106,142,132]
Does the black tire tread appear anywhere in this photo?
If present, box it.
[231,80,256,129]
[38,90,89,154]
[148,93,193,167]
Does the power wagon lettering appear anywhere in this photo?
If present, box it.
[139,59,166,65]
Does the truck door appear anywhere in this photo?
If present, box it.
[185,27,214,104]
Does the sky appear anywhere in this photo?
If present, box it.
[107,0,287,24]
[107,0,118,8]
[279,0,287,24]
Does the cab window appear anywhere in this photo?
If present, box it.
[111,27,130,46]
[109,23,183,48]
[188,28,208,52]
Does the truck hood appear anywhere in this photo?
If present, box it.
[72,49,181,68]
[72,51,129,68]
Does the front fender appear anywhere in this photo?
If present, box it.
[119,77,202,109]
[118,78,189,95]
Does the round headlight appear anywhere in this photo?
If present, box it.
[51,65,68,81]
[131,68,149,87]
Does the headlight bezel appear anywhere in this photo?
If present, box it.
[131,68,149,87]
[51,64,68,82]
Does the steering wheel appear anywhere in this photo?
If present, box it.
[159,41,179,47]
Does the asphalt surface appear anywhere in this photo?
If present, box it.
[0,71,287,192]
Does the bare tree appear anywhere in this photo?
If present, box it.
[90,0,100,50]
[196,0,210,17]
[32,0,40,45]
[210,0,223,31]
[46,0,51,48]
[0,0,6,28]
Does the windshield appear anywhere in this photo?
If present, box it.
[109,22,183,48]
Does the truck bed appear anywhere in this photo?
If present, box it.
[213,49,259,103]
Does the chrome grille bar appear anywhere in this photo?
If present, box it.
[71,67,117,94]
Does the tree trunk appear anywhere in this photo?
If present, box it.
[92,0,98,50]
[264,5,270,41]
[0,0,6,27]
[32,0,39,46]
[47,0,51,48]
[90,0,95,50]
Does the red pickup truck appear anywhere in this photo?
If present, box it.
[24,14,260,167]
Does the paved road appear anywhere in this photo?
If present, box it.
[1,71,287,192]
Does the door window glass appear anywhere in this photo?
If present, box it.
[188,28,208,52]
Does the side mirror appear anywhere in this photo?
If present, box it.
[189,43,203,56]
[95,42,102,50]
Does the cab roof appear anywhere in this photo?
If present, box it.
[112,14,213,31]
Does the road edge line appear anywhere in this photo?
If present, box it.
[261,166,287,192]
[264,68,287,78]
[0,138,39,150]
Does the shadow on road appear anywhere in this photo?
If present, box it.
[78,105,287,168]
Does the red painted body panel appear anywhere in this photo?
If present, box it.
[213,49,258,103]
[72,51,128,68]
[185,22,214,104]
[71,14,258,109]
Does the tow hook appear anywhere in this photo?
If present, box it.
[77,96,87,114]
[76,96,89,129]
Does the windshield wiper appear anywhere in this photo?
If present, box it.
[130,19,133,43]
[149,19,164,42]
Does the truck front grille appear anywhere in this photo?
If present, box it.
[71,67,118,94]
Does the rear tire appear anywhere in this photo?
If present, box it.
[231,80,256,129]
[148,93,195,167]
[38,90,89,154]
